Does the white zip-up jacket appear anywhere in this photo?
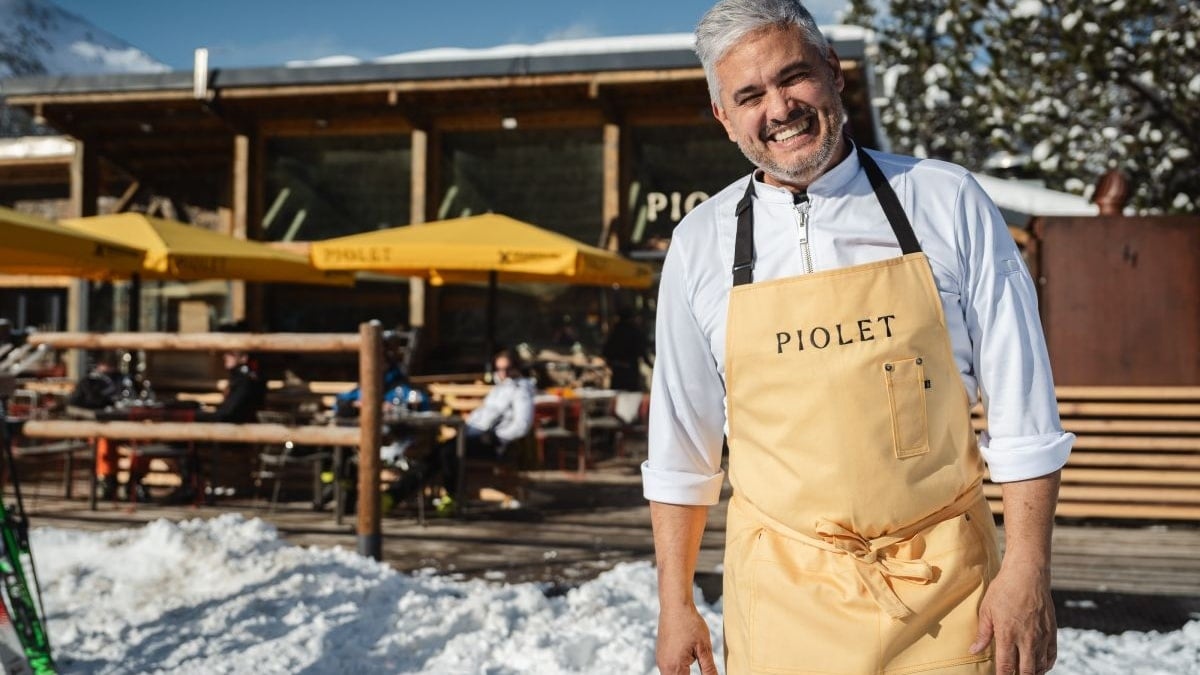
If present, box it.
[642,147,1074,506]
[466,377,535,445]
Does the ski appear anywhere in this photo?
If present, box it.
[0,380,54,675]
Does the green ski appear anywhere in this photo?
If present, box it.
[0,379,54,675]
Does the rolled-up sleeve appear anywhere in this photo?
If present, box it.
[957,174,1073,482]
[642,236,728,505]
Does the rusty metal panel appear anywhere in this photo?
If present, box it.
[1034,216,1200,385]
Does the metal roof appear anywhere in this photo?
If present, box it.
[0,30,868,97]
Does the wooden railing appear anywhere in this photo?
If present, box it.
[980,387,1200,521]
[18,326,388,558]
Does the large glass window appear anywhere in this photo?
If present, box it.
[628,125,750,252]
[439,128,602,245]
[428,128,610,371]
[263,135,411,241]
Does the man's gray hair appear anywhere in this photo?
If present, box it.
[695,0,829,104]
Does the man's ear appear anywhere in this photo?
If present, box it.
[712,100,737,142]
[826,45,845,93]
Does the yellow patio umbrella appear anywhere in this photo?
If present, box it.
[61,212,352,332]
[0,206,144,279]
[309,214,654,289]
[309,213,655,364]
[61,212,352,285]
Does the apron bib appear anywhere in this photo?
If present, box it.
[721,148,1000,674]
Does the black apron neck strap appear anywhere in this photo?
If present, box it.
[729,146,923,287]
[732,178,756,286]
[855,145,921,255]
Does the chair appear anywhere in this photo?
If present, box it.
[461,429,537,511]
[577,392,624,470]
[532,395,578,471]
[120,407,198,504]
[254,410,329,511]
[611,391,649,460]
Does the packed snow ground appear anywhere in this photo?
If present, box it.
[31,515,1200,674]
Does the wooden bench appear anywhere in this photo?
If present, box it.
[426,382,493,415]
[979,386,1200,521]
[11,439,93,498]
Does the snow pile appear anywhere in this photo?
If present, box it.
[29,515,1199,674]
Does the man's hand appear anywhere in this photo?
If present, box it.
[650,501,714,674]
[970,561,1056,673]
[656,604,719,675]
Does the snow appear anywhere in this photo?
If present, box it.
[973,173,1098,217]
[29,515,1199,674]
[0,135,73,159]
[286,26,871,69]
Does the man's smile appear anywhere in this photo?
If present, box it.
[763,112,815,144]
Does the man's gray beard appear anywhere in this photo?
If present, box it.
[739,99,846,186]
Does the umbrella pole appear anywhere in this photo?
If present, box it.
[128,273,141,333]
[128,273,141,376]
[485,270,497,376]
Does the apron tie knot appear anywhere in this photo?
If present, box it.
[815,519,935,620]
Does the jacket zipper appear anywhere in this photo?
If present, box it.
[795,199,814,274]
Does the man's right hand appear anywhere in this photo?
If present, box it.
[656,604,719,675]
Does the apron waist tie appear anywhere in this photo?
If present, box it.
[733,485,984,620]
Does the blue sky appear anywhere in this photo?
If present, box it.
[53,0,849,70]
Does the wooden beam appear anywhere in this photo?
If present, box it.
[0,276,73,288]
[1055,386,1200,400]
[5,90,195,106]
[1058,402,1200,418]
[601,121,620,250]
[260,115,414,137]
[112,180,142,213]
[436,108,605,131]
[0,156,72,170]
[1071,436,1200,451]
[26,331,361,353]
[21,420,358,446]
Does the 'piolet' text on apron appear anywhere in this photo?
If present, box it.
[774,313,896,353]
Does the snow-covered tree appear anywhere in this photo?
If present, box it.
[853,0,1199,213]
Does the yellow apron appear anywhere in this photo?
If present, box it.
[721,148,1001,674]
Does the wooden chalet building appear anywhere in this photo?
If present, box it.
[0,28,880,373]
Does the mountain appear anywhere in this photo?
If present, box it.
[0,0,166,136]
[0,0,166,77]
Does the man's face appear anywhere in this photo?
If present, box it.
[493,356,511,381]
[711,24,848,189]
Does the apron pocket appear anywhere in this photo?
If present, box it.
[883,357,931,458]
[749,535,880,674]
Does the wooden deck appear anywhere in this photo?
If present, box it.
[14,456,1200,602]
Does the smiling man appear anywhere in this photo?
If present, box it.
[642,1,1074,674]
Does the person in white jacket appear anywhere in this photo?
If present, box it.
[388,348,535,512]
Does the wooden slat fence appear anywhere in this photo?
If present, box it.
[980,387,1200,521]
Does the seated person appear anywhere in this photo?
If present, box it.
[386,348,535,514]
[198,349,267,423]
[68,351,120,411]
[68,352,124,499]
[333,334,412,417]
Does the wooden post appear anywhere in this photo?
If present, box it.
[231,134,250,326]
[408,127,428,330]
[67,140,99,379]
[356,320,383,560]
[601,121,621,249]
